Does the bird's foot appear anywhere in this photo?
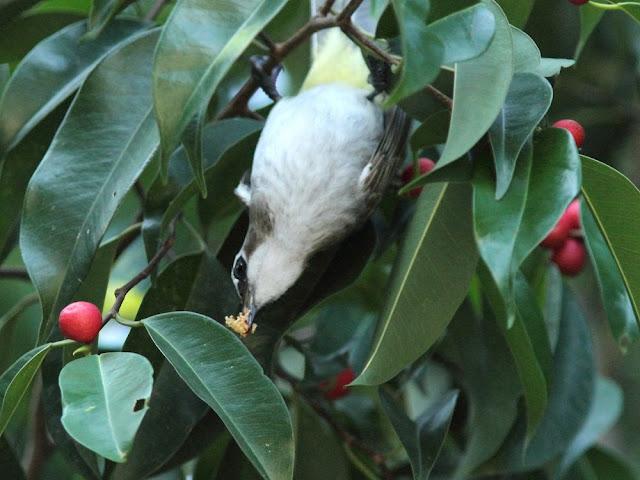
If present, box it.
[250,55,282,102]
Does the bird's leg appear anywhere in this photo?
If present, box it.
[250,55,282,102]
[364,55,393,101]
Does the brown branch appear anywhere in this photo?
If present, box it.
[26,379,53,480]
[335,0,365,23]
[425,84,453,110]
[276,367,394,480]
[340,21,399,65]
[0,267,30,281]
[102,219,177,323]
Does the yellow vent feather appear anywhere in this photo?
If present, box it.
[301,29,371,91]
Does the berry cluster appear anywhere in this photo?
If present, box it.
[322,367,356,400]
[401,157,435,198]
[541,200,586,276]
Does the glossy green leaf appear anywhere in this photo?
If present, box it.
[87,0,126,37]
[385,0,444,105]
[0,294,39,369]
[0,437,23,480]
[511,27,541,73]
[426,4,496,65]
[496,0,534,27]
[0,65,8,90]
[410,110,450,152]
[497,287,595,471]
[0,343,52,436]
[576,5,604,59]
[490,73,552,198]
[537,57,575,77]
[556,377,623,478]
[0,12,83,64]
[513,128,581,267]
[143,312,294,480]
[582,205,640,349]
[436,0,513,169]
[582,156,640,335]
[145,120,262,257]
[482,266,549,440]
[380,389,458,480]
[182,106,208,198]
[449,302,522,477]
[0,19,147,154]
[59,352,154,463]
[355,183,477,385]
[20,31,160,342]
[0,104,66,263]
[293,397,349,480]
[115,251,237,479]
[153,0,289,176]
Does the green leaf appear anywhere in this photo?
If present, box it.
[144,119,262,257]
[182,107,208,198]
[0,19,147,154]
[537,57,575,77]
[576,5,605,59]
[59,352,154,463]
[355,183,478,385]
[0,437,24,480]
[0,343,52,436]
[115,251,237,479]
[449,302,521,477]
[0,294,39,370]
[20,31,160,342]
[380,389,458,480]
[497,287,595,471]
[490,72,552,198]
[511,27,541,73]
[586,447,637,480]
[143,312,295,480]
[153,0,289,176]
[385,0,444,105]
[582,156,640,336]
[0,104,66,262]
[87,0,126,37]
[582,205,640,349]
[293,397,349,480]
[555,377,623,478]
[496,0,534,28]
[513,128,581,267]
[410,110,450,152]
[426,4,495,65]
[436,0,513,169]
[0,12,83,64]
[0,0,39,27]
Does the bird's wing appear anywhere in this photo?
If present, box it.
[359,106,411,211]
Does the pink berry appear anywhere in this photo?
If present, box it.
[541,213,573,249]
[401,157,436,198]
[323,368,356,400]
[565,199,581,230]
[552,238,587,276]
[552,119,586,148]
[569,0,589,5]
[59,301,102,343]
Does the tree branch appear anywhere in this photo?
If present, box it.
[102,218,177,323]
[276,366,394,480]
[0,267,30,281]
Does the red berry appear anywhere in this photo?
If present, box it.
[541,213,573,249]
[569,0,588,4]
[565,199,581,230]
[59,301,103,343]
[402,157,436,198]
[552,238,586,276]
[323,368,356,400]
[552,119,585,148]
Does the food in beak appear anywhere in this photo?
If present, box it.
[225,307,258,337]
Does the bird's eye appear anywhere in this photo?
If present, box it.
[233,256,247,281]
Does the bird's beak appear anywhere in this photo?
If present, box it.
[243,292,257,327]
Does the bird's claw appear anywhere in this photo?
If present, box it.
[250,55,282,102]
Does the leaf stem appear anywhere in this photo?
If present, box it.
[0,267,30,281]
[50,339,77,349]
[588,1,633,10]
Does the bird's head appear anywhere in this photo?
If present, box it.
[231,201,306,324]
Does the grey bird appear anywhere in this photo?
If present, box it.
[231,68,409,326]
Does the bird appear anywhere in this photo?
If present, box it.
[231,31,410,327]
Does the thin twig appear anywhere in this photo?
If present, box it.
[0,267,30,281]
[335,0,365,23]
[425,84,453,109]
[144,0,167,21]
[102,218,177,323]
[319,0,337,16]
[276,366,394,480]
[26,379,53,480]
[340,21,399,65]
